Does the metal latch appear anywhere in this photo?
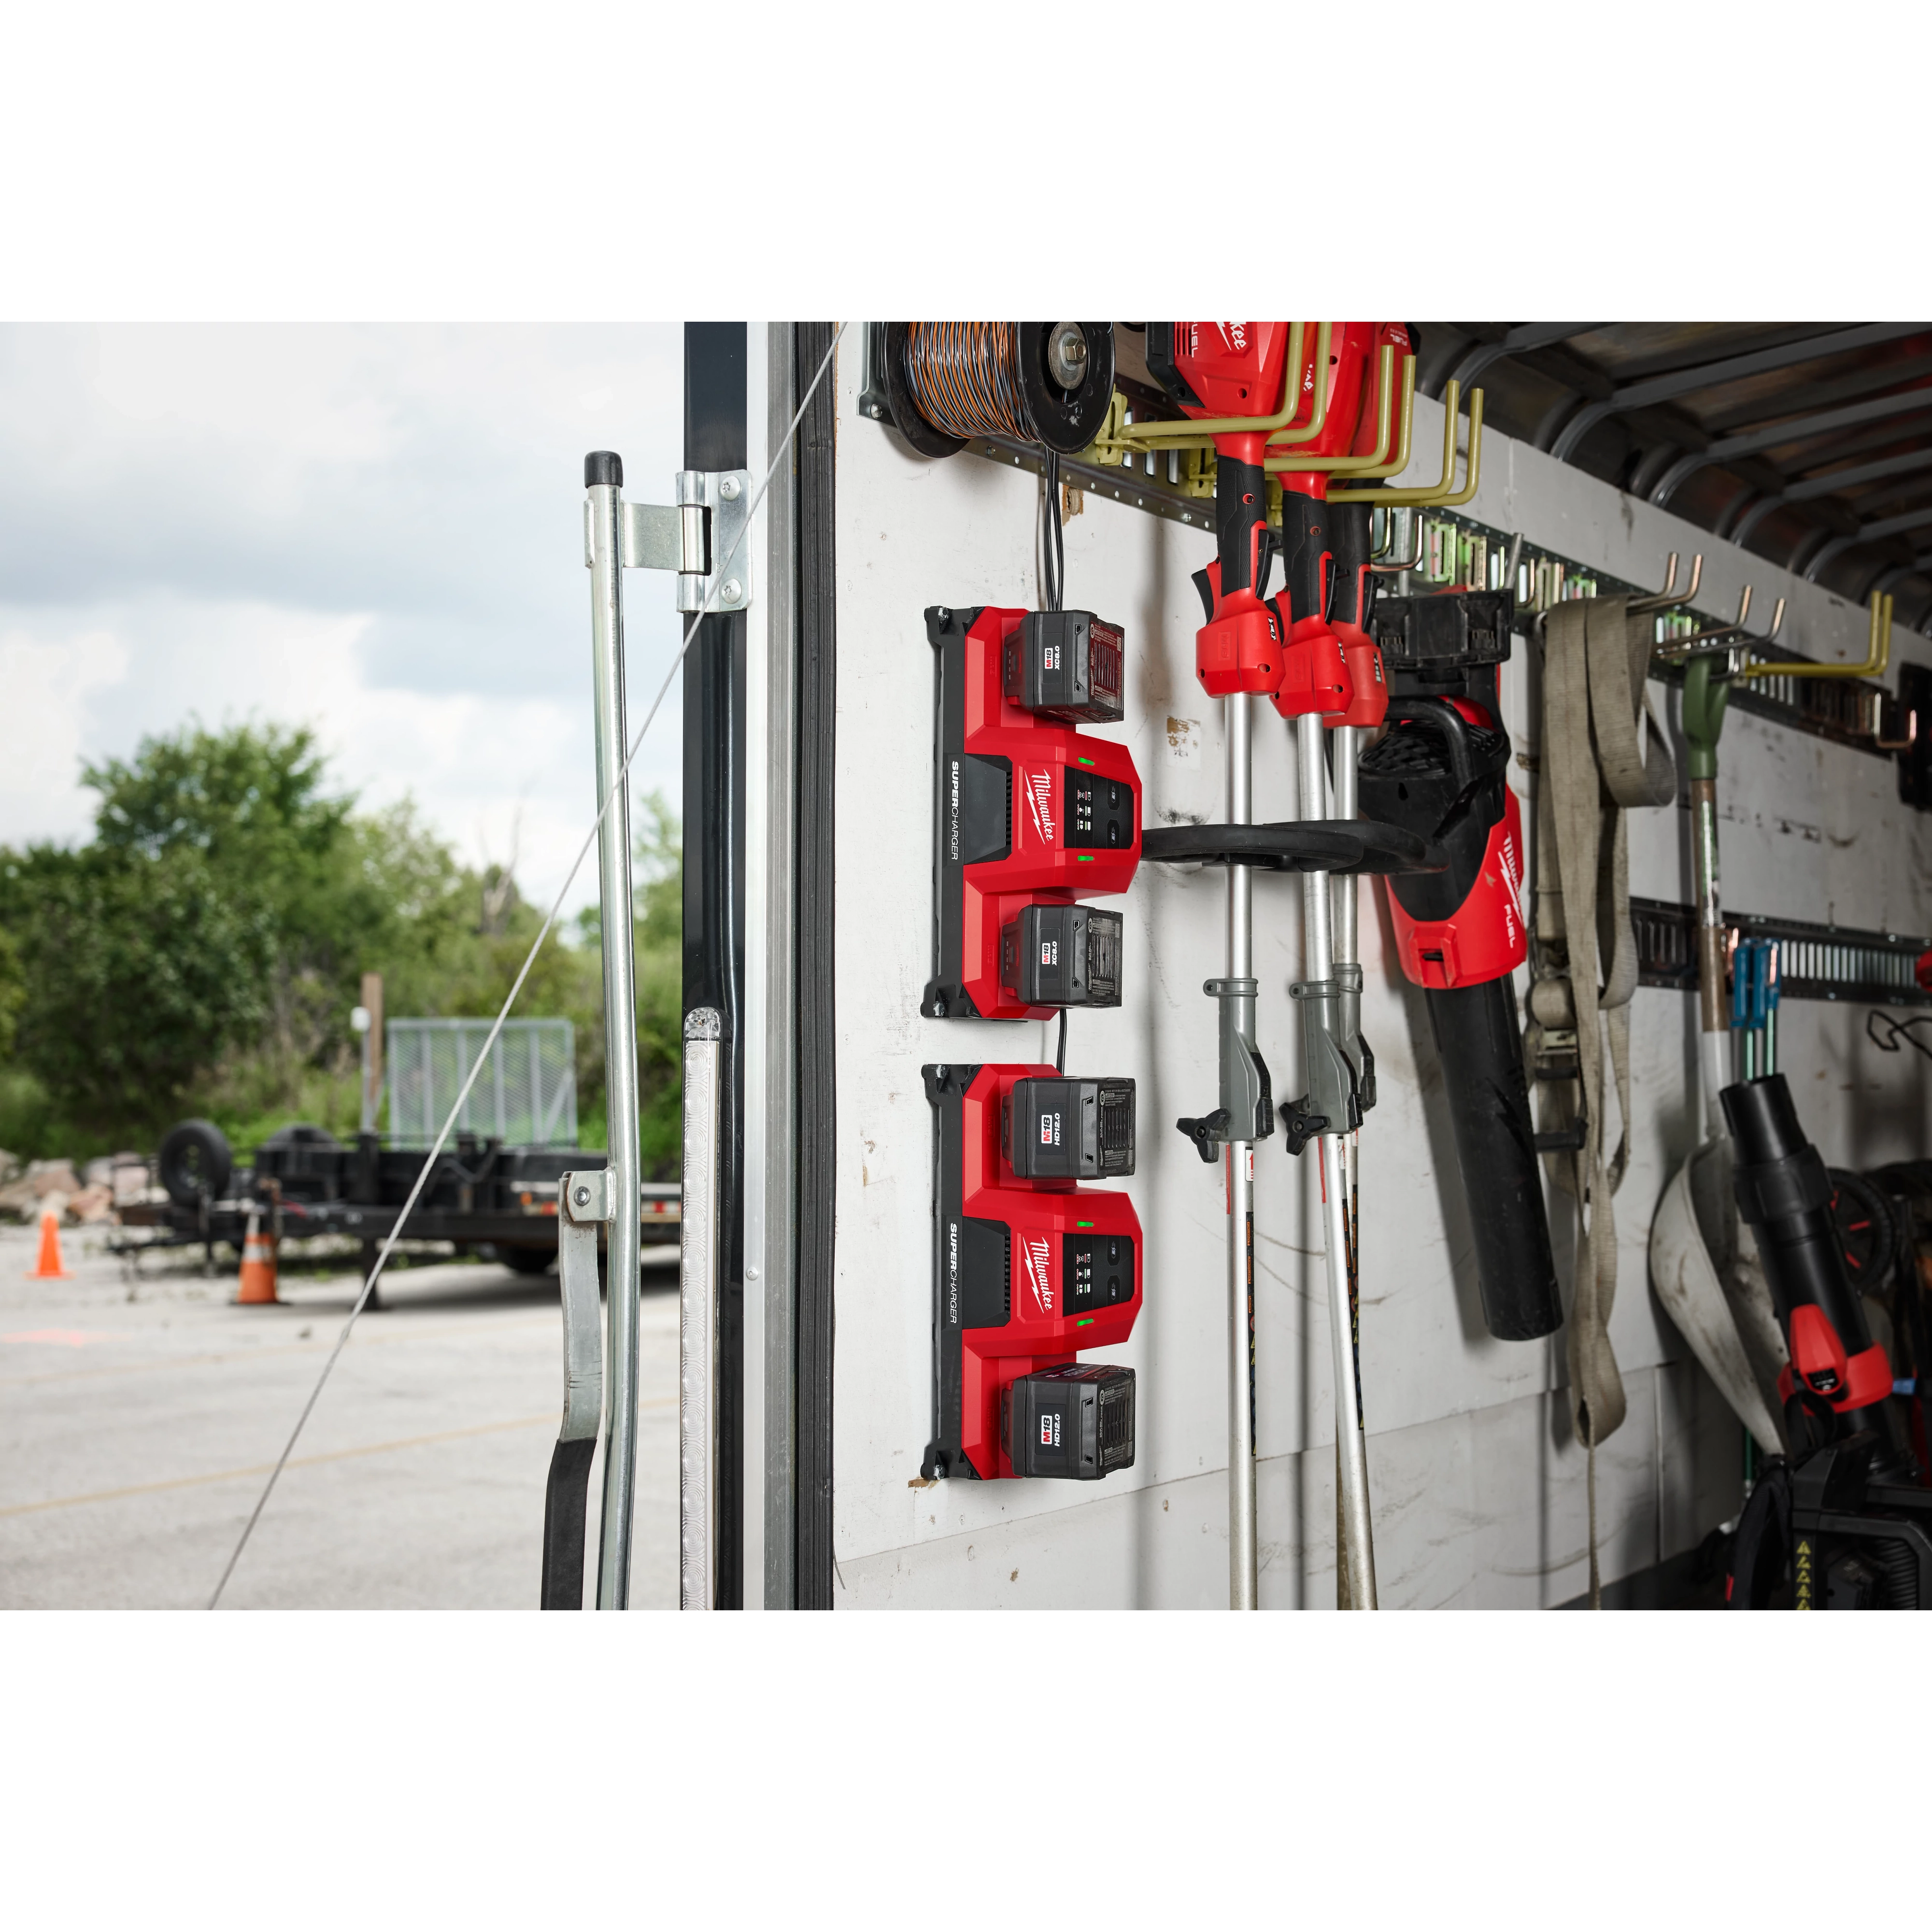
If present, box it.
[540,1167,611,1610]
[584,469,752,614]
[1175,976,1276,1162]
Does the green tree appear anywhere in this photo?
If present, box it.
[0,840,273,1131]
[0,721,683,1165]
[0,923,24,1063]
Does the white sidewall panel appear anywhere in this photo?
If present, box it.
[826,340,1932,1608]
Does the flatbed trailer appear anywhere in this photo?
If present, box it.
[118,1126,680,1269]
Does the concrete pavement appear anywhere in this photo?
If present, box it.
[0,1222,682,1609]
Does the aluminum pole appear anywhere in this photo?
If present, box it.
[1330,726,1359,969]
[1297,711,1377,1610]
[584,454,643,1609]
[1226,693,1258,1611]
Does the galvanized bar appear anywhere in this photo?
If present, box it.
[753,322,799,1609]
[585,457,643,1610]
[681,1008,724,1610]
[1297,711,1377,1611]
[1225,693,1257,1612]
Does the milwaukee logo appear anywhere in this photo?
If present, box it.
[1023,768,1055,844]
[1022,1236,1053,1317]
[1499,828,1524,944]
[1212,322,1250,354]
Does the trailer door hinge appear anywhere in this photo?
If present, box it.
[584,469,752,614]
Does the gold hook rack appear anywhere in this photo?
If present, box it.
[1332,380,1482,506]
[1111,322,1333,449]
[1264,344,1404,474]
[1736,591,1893,682]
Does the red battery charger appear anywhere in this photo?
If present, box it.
[922,1062,1140,1481]
[923,605,1140,1023]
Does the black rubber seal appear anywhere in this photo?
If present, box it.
[583,450,623,488]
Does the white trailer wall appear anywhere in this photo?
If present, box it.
[825,351,1932,1609]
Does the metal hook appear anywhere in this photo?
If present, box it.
[1264,344,1403,474]
[1114,322,1331,450]
[1367,506,1423,573]
[1651,584,1758,659]
[1736,591,1893,682]
[1334,380,1482,505]
[1628,551,1704,615]
[1875,705,1918,753]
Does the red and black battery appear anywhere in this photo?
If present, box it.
[922,1061,1140,1481]
[923,605,1140,1023]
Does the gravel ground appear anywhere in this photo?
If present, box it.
[0,1221,681,1609]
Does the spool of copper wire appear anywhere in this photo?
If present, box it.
[883,321,1115,459]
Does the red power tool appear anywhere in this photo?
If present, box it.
[1267,321,1407,732]
[1143,322,1301,697]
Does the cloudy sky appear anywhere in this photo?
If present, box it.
[0,324,686,915]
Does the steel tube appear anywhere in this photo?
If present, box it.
[1690,779,1729,1135]
[1320,1131,1375,1608]
[585,467,643,1610]
[1226,694,1257,1610]
[1297,711,1377,1610]
[1330,725,1358,967]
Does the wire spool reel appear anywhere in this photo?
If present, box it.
[883,322,1116,459]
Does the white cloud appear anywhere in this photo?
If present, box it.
[0,324,690,915]
[0,623,130,843]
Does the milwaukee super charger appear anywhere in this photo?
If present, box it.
[924,605,1140,1023]
[922,1062,1139,1480]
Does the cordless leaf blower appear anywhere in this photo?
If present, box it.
[1356,590,1562,1341]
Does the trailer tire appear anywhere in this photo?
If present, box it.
[500,1244,555,1277]
[158,1119,233,1207]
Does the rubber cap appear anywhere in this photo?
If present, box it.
[584,451,623,488]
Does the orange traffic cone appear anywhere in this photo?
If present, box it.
[237,1211,280,1305]
[25,1207,71,1280]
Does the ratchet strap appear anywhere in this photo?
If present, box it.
[1530,594,1674,1603]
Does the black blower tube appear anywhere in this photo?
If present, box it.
[1720,1073,1874,1359]
[1425,978,1562,1341]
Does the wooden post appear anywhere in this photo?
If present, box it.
[361,971,384,1132]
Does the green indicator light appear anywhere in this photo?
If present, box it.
[1076,1221,1094,1229]
[1075,853,1095,862]
[1077,756,1095,766]
[1077,1318,1095,1327]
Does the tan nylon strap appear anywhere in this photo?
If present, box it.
[1586,594,1676,810]
[1541,601,1637,1580]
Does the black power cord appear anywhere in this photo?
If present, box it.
[1042,450,1065,613]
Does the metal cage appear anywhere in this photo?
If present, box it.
[385,1018,578,1148]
